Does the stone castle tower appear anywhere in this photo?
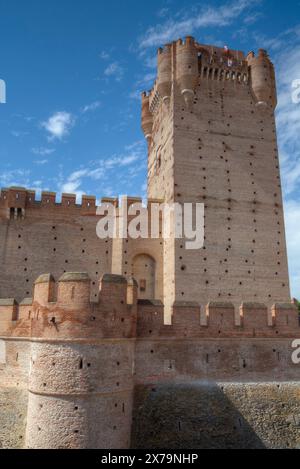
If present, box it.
[142,37,290,319]
[0,37,299,450]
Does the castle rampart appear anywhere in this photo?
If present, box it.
[0,272,299,448]
[0,36,299,449]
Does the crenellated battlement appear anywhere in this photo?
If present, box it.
[0,187,99,219]
[137,300,300,339]
[141,36,277,141]
[0,272,138,339]
[0,186,166,222]
[0,274,298,340]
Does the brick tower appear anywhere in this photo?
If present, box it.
[142,37,290,321]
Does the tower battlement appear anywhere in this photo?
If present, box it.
[142,36,276,135]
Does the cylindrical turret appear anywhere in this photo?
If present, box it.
[25,273,137,449]
[141,93,153,142]
[247,49,277,109]
[57,272,91,310]
[25,340,135,448]
[176,36,199,108]
[157,44,172,103]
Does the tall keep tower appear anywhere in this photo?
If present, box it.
[142,37,290,321]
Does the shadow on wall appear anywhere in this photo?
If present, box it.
[131,383,266,449]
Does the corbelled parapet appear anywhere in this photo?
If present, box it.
[141,36,276,128]
[143,37,247,109]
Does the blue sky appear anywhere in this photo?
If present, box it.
[0,0,299,298]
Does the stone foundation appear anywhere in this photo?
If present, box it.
[132,382,300,449]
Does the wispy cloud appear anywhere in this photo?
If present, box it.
[130,72,156,99]
[104,62,124,81]
[99,50,110,60]
[0,169,31,188]
[157,7,170,19]
[41,111,75,140]
[139,0,261,50]
[11,130,29,138]
[32,147,55,156]
[284,201,300,299]
[254,25,300,51]
[34,160,49,165]
[267,25,300,298]
[59,140,146,199]
[275,36,300,198]
[243,12,262,25]
[81,101,101,113]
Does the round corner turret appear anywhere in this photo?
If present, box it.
[176,36,198,108]
[247,48,277,110]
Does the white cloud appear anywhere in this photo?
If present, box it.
[129,90,141,100]
[243,12,262,25]
[81,101,101,113]
[11,130,28,138]
[58,141,146,198]
[144,55,157,69]
[32,147,55,156]
[130,72,156,99]
[267,26,300,299]
[61,181,83,194]
[157,7,169,18]
[34,160,49,165]
[41,111,75,140]
[104,62,124,81]
[139,0,261,49]
[275,39,300,198]
[0,169,31,188]
[99,51,110,60]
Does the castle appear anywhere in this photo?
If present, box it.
[0,37,299,449]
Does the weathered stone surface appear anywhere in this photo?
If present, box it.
[132,383,300,449]
[0,389,28,449]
